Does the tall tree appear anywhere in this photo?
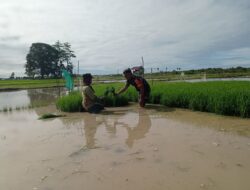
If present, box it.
[52,41,76,74]
[25,43,59,78]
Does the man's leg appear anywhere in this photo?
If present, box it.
[88,103,104,113]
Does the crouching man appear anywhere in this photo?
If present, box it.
[82,73,104,113]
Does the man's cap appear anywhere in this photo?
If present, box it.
[123,68,132,74]
[82,73,93,79]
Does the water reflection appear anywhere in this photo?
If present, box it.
[0,90,30,109]
[56,108,152,152]
[0,87,65,110]
[83,108,151,149]
[82,113,101,149]
[123,108,151,148]
[27,88,63,106]
[81,109,152,149]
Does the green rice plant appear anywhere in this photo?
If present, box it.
[125,88,138,102]
[150,90,162,104]
[101,95,128,107]
[56,85,130,112]
[236,91,250,118]
[102,86,129,107]
[151,81,250,117]
[54,81,250,117]
[56,91,83,112]
[94,83,137,102]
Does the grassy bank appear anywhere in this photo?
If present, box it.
[1,71,250,90]
[0,79,65,90]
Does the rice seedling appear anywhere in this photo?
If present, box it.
[56,86,129,112]
[149,81,250,117]
[55,81,250,117]
[56,91,83,112]
[38,113,65,120]
[101,86,129,107]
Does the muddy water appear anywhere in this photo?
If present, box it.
[0,105,250,190]
[0,88,65,110]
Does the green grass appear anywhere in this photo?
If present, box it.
[0,79,65,90]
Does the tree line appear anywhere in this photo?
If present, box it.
[25,41,75,78]
[184,67,250,74]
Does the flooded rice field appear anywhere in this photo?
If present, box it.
[0,93,250,190]
[0,88,65,110]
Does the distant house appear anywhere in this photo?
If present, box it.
[131,66,144,77]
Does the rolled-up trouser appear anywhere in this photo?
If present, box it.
[138,90,150,107]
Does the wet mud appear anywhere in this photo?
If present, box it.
[0,104,250,190]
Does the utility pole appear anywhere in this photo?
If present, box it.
[77,60,80,91]
[141,56,144,67]
[78,60,79,76]
[151,68,153,85]
[141,56,144,77]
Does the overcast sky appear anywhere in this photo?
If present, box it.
[0,0,249,77]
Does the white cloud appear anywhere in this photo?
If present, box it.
[0,0,249,77]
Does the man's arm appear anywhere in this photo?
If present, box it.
[116,83,129,95]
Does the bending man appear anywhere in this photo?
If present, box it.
[115,68,150,107]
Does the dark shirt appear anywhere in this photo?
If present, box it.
[127,76,150,95]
